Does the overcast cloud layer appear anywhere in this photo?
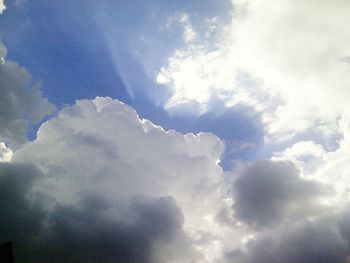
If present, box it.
[2,1,350,262]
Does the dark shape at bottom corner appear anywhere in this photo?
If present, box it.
[0,241,14,263]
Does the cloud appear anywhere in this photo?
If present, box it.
[36,195,188,263]
[1,97,228,262]
[0,41,7,63]
[2,96,350,262]
[166,13,197,43]
[156,9,350,253]
[157,0,350,143]
[232,160,331,228]
[222,160,350,262]
[0,142,12,162]
[273,141,326,163]
[0,0,5,14]
[0,162,193,263]
[0,53,55,148]
[3,1,350,261]
[231,214,350,263]
[0,162,46,247]
[1,10,54,149]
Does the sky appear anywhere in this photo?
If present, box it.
[1,0,350,262]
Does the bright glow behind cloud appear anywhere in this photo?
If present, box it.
[158,0,350,142]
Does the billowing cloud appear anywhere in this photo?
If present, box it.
[2,97,228,262]
[2,97,350,262]
[0,53,55,148]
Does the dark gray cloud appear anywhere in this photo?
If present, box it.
[338,211,350,246]
[0,162,46,248]
[232,160,330,228]
[34,195,185,263]
[0,162,190,263]
[231,215,350,263]
[222,160,350,262]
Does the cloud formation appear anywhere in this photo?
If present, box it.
[2,97,226,262]
[0,162,191,263]
[224,160,350,263]
[233,215,350,263]
[155,10,350,260]
[0,162,46,249]
[157,0,350,143]
[0,54,55,148]
[2,2,350,262]
[2,97,350,262]
[232,160,330,228]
